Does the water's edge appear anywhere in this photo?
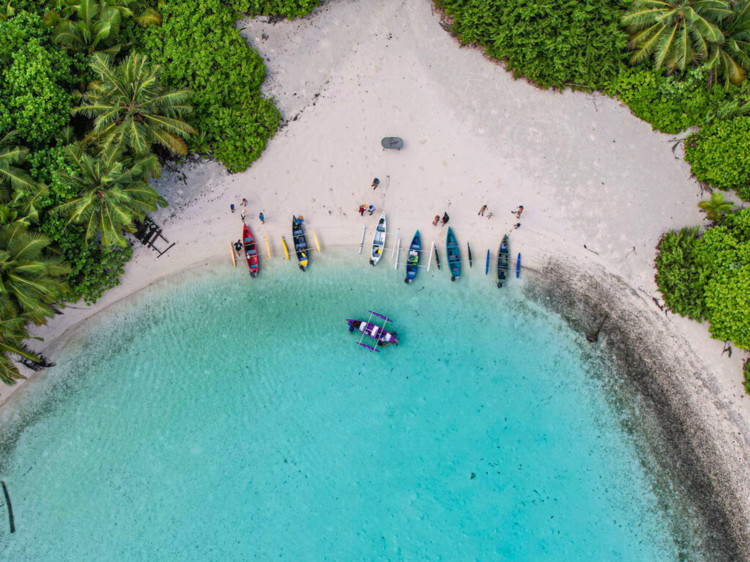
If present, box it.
[0,253,748,560]
[524,258,750,561]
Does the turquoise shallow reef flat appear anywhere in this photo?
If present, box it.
[0,253,701,560]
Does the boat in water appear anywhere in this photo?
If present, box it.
[242,223,259,277]
[405,230,421,284]
[370,212,386,266]
[446,227,461,281]
[348,311,398,352]
[292,216,309,271]
[497,234,510,288]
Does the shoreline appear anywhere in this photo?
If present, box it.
[2,248,749,559]
[1,0,750,554]
[526,258,750,559]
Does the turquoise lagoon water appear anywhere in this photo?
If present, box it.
[0,252,698,560]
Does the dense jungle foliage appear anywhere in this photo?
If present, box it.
[0,0,321,384]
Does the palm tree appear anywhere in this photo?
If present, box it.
[74,53,194,157]
[698,191,736,220]
[0,222,70,324]
[623,0,731,72]
[53,144,168,247]
[45,0,161,57]
[0,131,49,222]
[0,298,41,385]
[708,0,750,87]
[0,131,40,201]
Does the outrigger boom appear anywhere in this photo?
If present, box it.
[353,310,397,352]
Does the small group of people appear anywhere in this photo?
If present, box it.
[230,198,265,224]
[358,204,376,216]
[432,212,449,226]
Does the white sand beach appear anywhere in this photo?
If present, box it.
[2,0,749,540]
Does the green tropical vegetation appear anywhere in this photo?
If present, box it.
[435,0,629,90]
[656,209,750,352]
[0,0,321,384]
[698,191,735,221]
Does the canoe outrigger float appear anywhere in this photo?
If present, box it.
[405,230,421,284]
[497,234,510,288]
[292,215,309,271]
[446,227,461,281]
[370,212,386,266]
[347,311,399,352]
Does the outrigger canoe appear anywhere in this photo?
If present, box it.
[405,230,421,284]
[370,212,386,266]
[497,235,510,288]
[446,227,461,281]
[243,223,259,277]
[347,311,399,352]
[292,216,309,271]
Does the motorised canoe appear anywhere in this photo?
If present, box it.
[370,212,386,266]
[292,216,309,271]
[497,235,510,288]
[243,223,259,278]
[446,227,461,281]
[405,230,421,284]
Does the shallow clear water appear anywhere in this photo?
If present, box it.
[0,253,689,560]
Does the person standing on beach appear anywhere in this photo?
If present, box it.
[478,205,487,216]
[441,212,449,226]
[487,212,494,219]
[230,204,235,214]
[241,210,246,221]
[512,206,524,219]
[234,240,242,255]
[367,204,375,215]
[432,215,440,226]
[514,223,521,229]
[241,198,248,207]
[371,178,380,190]
[259,212,265,224]
[358,204,366,216]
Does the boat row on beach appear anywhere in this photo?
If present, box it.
[235,215,319,276]
[368,213,520,287]
[234,212,520,287]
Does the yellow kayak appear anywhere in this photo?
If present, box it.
[313,230,322,253]
[229,242,236,267]
[281,236,290,260]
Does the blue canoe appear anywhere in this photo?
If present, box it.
[405,230,421,284]
[497,235,510,288]
[446,227,461,281]
[516,252,521,278]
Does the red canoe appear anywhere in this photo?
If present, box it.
[243,223,259,277]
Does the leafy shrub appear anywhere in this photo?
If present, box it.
[229,0,321,18]
[744,359,750,395]
[138,0,282,172]
[656,209,750,350]
[654,227,706,319]
[685,117,750,201]
[605,66,736,134]
[0,11,72,148]
[435,0,628,90]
